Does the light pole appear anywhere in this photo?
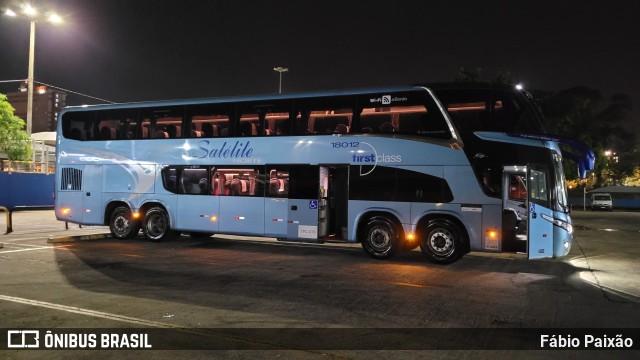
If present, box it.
[273,66,288,94]
[5,5,63,135]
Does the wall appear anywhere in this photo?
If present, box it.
[0,172,55,209]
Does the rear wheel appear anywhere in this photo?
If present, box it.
[420,219,463,264]
[361,216,399,259]
[143,207,178,242]
[109,206,140,239]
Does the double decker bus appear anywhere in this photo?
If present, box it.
[55,85,579,264]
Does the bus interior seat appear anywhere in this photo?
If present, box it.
[269,170,288,195]
[334,124,349,134]
[230,178,250,195]
[100,126,115,140]
[379,122,396,133]
[361,113,392,133]
[155,130,168,139]
[166,124,181,138]
[201,123,218,137]
[213,173,228,195]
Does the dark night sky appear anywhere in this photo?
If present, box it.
[1,0,639,133]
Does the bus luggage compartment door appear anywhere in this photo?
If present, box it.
[82,165,103,224]
[265,198,288,237]
[527,165,554,260]
[287,199,319,241]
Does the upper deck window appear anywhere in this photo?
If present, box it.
[432,88,546,135]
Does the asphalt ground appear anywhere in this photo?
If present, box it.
[0,210,639,359]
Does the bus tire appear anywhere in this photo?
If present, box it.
[361,216,399,259]
[420,219,462,264]
[109,206,140,239]
[143,207,178,242]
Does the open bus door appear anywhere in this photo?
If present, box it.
[526,164,554,259]
[502,166,527,253]
[502,165,554,258]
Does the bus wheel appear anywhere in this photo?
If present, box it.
[361,216,399,259]
[420,219,462,264]
[109,206,140,239]
[143,207,177,242]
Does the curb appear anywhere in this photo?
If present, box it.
[47,233,111,244]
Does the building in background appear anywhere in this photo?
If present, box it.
[7,84,67,133]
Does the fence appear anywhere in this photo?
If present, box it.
[0,171,55,233]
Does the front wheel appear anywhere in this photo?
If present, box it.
[109,206,140,239]
[361,216,399,259]
[143,207,178,242]
[420,219,463,264]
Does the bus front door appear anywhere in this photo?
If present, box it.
[501,166,527,252]
[526,165,554,260]
[285,165,320,241]
[318,165,349,241]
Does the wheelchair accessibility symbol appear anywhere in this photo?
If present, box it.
[309,200,318,209]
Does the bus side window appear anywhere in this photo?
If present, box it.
[311,115,350,135]
[218,168,264,196]
[161,167,178,194]
[268,168,289,197]
[180,168,208,195]
[360,113,392,133]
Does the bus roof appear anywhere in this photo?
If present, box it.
[63,85,430,112]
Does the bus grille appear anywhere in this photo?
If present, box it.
[60,167,82,191]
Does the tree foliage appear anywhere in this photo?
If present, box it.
[451,67,639,186]
[534,87,636,185]
[0,93,32,161]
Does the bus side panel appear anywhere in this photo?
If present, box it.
[103,164,156,194]
[55,191,83,223]
[287,199,319,240]
[176,195,219,233]
[219,197,265,235]
[347,200,411,242]
[482,204,502,252]
[265,198,288,237]
[82,165,103,224]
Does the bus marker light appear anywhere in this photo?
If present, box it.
[132,212,141,219]
[210,216,217,222]
[487,229,498,239]
[61,208,70,215]
[406,233,415,241]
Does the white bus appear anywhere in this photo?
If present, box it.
[55,85,579,264]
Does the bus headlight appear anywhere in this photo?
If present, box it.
[542,214,573,234]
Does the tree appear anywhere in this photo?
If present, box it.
[0,93,32,161]
[535,87,637,185]
[454,67,483,82]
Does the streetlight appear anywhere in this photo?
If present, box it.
[273,66,288,94]
[5,4,63,135]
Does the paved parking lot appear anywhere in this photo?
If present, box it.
[1,210,639,359]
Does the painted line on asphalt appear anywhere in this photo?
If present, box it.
[0,294,177,328]
[578,276,640,303]
[0,246,52,254]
